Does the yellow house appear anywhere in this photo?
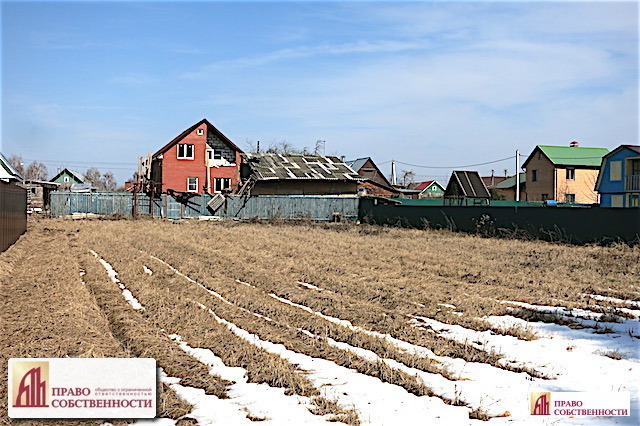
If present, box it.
[522,143,609,204]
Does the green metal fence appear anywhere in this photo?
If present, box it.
[360,198,640,244]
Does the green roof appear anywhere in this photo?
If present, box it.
[536,145,609,167]
[493,173,526,189]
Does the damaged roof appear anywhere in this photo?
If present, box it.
[242,153,363,181]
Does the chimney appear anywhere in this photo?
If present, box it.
[570,141,579,148]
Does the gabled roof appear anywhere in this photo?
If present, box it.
[414,180,444,192]
[153,118,243,159]
[50,168,85,184]
[523,145,609,168]
[345,157,392,187]
[243,153,363,181]
[595,145,640,191]
[345,158,369,173]
[0,152,23,181]
[493,173,526,189]
[444,171,490,199]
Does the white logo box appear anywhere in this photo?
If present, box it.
[9,358,156,419]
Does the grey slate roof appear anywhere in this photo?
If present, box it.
[243,153,362,181]
[345,158,369,173]
[444,171,491,198]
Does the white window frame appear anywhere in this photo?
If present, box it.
[565,193,576,204]
[610,161,622,181]
[214,177,231,193]
[187,177,198,193]
[177,144,194,160]
[63,176,70,182]
[197,128,204,135]
[566,168,575,180]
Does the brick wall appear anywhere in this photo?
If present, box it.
[159,124,241,194]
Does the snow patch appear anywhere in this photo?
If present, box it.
[143,265,153,276]
[90,250,144,311]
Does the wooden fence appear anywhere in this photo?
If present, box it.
[0,181,27,252]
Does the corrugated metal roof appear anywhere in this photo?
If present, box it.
[493,173,526,189]
[527,145,609,167]
[243,153,363,181]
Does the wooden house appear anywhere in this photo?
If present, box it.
[50,168,84,190]
[443,171,490,206]
[522,143,609,204]
[595,145,640,208]
[149,119,244,195]
[413,181,445,198]
[346,157,400,198]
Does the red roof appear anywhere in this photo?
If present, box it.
[414,180,434,191]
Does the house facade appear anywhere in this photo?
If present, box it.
[346,157,399,198]
[522,143,609,204]
[595,145,640,208]
[414,181,444,198]
[50,168,84,190]
[150,119,243,195]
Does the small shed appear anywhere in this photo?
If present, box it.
[444,171,491,206]
[19,180,60,213]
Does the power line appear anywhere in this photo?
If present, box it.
[392,155,514,169]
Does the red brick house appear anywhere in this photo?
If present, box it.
[150,119,243,195]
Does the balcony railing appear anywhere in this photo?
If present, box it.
[626,174,640,191]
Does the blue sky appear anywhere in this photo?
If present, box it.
[2,1,638,185]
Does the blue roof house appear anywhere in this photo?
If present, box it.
[595,145,640,207]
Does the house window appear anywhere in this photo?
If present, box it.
[629,195,639,208]
[531,170,537,182]
[565,194,576,203]
[197,128,204,135]
[566,168,575,180]
[541,194,548,201]
[63,176,70,182]
[177,144,194,159]
[207,149,223,161]
[611,195,624,208]
[610,161,622,181]
[187,177,198,192]
[214,178,231,192]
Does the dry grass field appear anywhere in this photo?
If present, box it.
[2,217,638,425]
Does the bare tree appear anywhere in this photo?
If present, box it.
[266,140,302,155]
[7,155,25,176]
[400,169,415,188]
[102,172,117,192]
[24,161,48,181]
[84,167,104,189]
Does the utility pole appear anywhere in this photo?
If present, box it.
[515,150,520,202]
[391,160,397,186]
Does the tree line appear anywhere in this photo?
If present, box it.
[7,155,122,191]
